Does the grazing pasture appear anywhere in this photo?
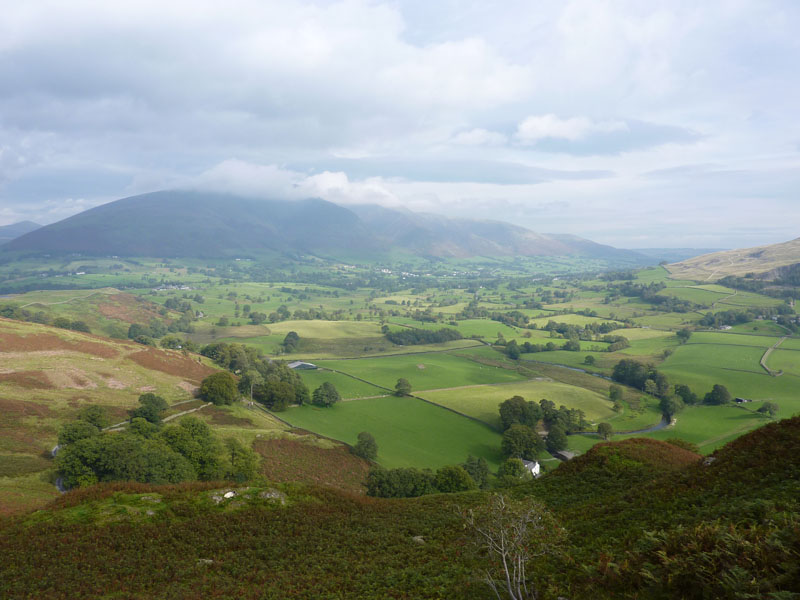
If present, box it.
[421,379,615,429]
[280,396,505,469]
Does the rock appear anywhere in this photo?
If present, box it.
[197,558,213,566]
[223,491,236,499]
[703,456,717,466]
[259,489,287,505]
[412,535,425,545]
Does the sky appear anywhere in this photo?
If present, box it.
[0,0,798,248]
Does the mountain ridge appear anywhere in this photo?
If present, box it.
[4,190,652,264]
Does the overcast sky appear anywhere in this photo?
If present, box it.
[1,0,798,248]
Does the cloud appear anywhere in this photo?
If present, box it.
[515,114,627,143]
[449,128,508,146]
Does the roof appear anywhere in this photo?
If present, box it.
[287,361,317,370]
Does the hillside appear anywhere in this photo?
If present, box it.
[0,418,797,599]
[0,317,284,514]
[4,190,651,263]
[0,221,41,244]
[668,236,800,280]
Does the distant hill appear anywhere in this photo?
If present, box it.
[3,190,653,264]
[668,237,800,281]
[632,247,726,263]
[0,221,41,244]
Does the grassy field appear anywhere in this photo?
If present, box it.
[298,369,388,399]
[280,396,505,469]
[315,351,526,392]
[421,379,615,429]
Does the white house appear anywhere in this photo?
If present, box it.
[521,459,541,478]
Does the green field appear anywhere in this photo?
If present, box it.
[280,396,504,469]
[619,404,771,453]
[298,369,388,399]
[315,351,526,391]
[421,379,615,429]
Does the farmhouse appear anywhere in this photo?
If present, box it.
[288,361,317,370]
[521,459,541,478]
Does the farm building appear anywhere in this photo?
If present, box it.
[521,460,541,478]
[288,361,317,370]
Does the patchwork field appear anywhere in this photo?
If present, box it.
[315,351,526,391]
[280,396,505,469]
[421,379,614,429]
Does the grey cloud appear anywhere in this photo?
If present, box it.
[528,119,701,155]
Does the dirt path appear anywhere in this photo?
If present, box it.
[760,336,787,376]
[711,289,737,309]
[20,290,114,309]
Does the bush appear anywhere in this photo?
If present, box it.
[353,431,378,460]
[199,372,239,406]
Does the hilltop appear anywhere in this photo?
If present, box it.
[4,190,651,264]
[668,236,800,281]
[0,221,41,244]
[0,418,797,599]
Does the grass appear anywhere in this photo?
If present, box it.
[619,404,771,453]
[315,351,526,392]
[279,396,505,469]
[421,379,615,429]
[298,369,388,398]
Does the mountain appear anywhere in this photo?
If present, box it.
[4,190,651,263]
[631,247,727,263]
[0,221,41,244]
[668,237,800,281]
[4,191,376,258]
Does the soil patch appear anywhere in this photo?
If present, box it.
[204,406,254,427]
[0,332,118,358]
[0,370,54,389]
[96,293,166,324]
[0,397,55,418]
[127,349,217,383]
[254,438,369,494]
[46,369,98,390]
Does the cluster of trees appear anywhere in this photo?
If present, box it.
[384,326,463,346]
[504,339,580,359]
[200,342,310,411]
[699,306,796,331]
[498,396,585,459]
[0,304,90,332]
[612,359,671,398]
[366,455,490,498]
[56,399,258,488]
[282,331,300,353]
[606,281,695,312]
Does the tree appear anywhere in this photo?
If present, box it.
[597,422,613,440]
[545,425,568,453]
[583,355,595,366]
[160,417,222,480]
[659,396,684,419]
[312,382,341,407]
[353,431,378,460]
[394,378,412,396]
[499,396,541,431]
[224,438,259,482]
[704,384,732,405]
[462,494,565,600]
[434,465,476,493]
[609,384,623,402]
[238,369,263,401]
[463,455,490,489]
[674,383,699,405]
[758,401,779,418]
[497,457,527,479]
[676,328,692,344]
[77,405,109,429]
[58,421,100,446]
[199,372,238,405]
[501,424,544,460]
[282,331,300,353]
[129,393,169,424]
[506,340,521,360]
